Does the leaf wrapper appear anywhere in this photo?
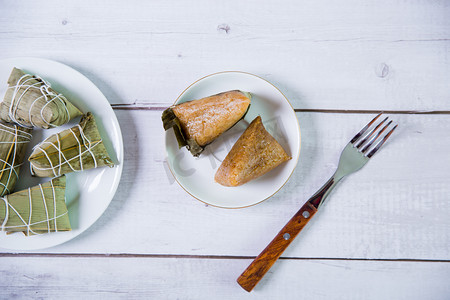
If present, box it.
[0,122,33,196]
[1,68,82,129]
[161,107,203,156]
[162,90,251,157]
[29,112,114,177]
[0,176,71,236]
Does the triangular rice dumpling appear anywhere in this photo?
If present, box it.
[0,122,33,196]
[29,112,114,177]
[162,90,251,156]
[0,176,71,236]
[215,116,291,187]
[0,67,82,129]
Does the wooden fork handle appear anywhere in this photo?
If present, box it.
[237,201,318,292]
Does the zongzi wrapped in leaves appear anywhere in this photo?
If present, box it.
[0,67,82,129]
[0,122,32,196]
[215,116,291,187]
[162,90,251,156]
[29,112,114,177]
[0,176,71,236]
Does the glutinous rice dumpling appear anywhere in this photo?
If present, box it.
[28,112,114,177]
[0,122,33,196]
[0,176,71,236]
[215,116,291,187]
[162,90,251,156]
[1,67,82,129]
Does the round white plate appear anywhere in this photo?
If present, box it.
[165,71,301,208]
[0,57,123,250]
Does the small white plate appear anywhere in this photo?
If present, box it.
[0,57,123,250]
[165,71,301,208]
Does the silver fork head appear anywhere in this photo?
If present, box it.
[335,113,397,179]
[351,113,398,158]
[317,113,398,208]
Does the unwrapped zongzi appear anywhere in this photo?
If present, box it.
[0,176,71,235]
[1,67,82,129]
[29,112,114,177]
[215,116,291,187]
[0,122,32,196]
[162,90,251,156]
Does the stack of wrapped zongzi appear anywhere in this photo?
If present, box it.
[0,67,116,237]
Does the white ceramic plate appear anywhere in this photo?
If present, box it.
[0,57,123,250]
[165,71,300,208]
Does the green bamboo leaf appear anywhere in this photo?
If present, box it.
[29,112,114,177]
[0,122,32,196]
[0,176,71,236]
[0,68,82,129]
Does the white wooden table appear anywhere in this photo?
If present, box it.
[1,1,449,299]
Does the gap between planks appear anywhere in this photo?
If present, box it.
[0,253,448,263]
[110,104,450,115]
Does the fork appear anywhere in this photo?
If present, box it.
[237,113,397,292]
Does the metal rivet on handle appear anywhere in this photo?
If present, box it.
[302,211,310,218]
[283,233,290,240]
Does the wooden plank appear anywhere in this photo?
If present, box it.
[1,111,448,260]
[0,256,448,299]
[0,0,449,110]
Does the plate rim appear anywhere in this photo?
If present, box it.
[165,70,301,209]
[0,56,124,250]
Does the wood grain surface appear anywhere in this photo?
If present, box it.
[1,0,449,299]
[1,1,449,110]
[0,256,449,299]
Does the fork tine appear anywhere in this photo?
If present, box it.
[367,124,398,158]
[355,116,388,149]
[350,113,382,144]
[361,120,392,153]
